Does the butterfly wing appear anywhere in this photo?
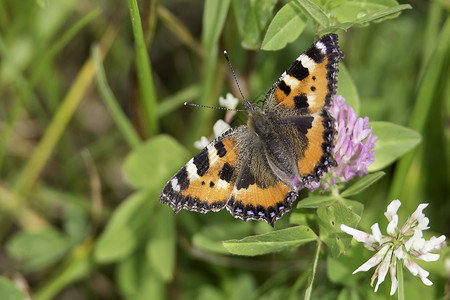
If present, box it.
[160,125,297,226]
[160,126,245,214]
[262,34,343,184]
[263,34,343,113]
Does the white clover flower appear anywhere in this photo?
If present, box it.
[219,93,239,110]
[341,200,446,295]
[193,94,237,149]
[194,136,210,150]
[213,119,230,138]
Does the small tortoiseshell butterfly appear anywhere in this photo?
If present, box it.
[160,34,343,226]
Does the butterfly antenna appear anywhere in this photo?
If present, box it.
[224,51,248,103]
[184,102,245,112]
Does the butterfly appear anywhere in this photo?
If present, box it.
[160,34,343,226]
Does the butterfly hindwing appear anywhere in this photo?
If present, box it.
[225,138,298,225]
[160,125,298,225]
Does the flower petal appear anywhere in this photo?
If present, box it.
[194,136,210,149]
[385,200,401,221]
[353,255,382,274]
[213,120,230,137]
[390,265,398,295]
[341,224,377,244]
[404,258,433,286]
[353,245,390,274]
[371,223,382,243]
[405,230,424,251]
[219,93,239,110]
[422,235,446,252]
[416,252,440,262]
[374,254,390,292]
[386,214,398,236]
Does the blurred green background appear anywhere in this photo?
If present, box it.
[0,0,449,299]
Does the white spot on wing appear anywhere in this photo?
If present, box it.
[207,144,218,164]
[308,93,317,106]
[283,75,299,87]
[315,41,327,54]
[186,159,199,182]
[171,178,181,192]
[297,54,316,71]
[216,179,229,190]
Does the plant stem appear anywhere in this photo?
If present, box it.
[305,241,321,300]
[397,260,404,300]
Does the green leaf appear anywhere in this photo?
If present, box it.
[146,206,175,281]
[327,243,365,287]
[6,227,71,272]
[123,134,190,191]
[223,226,317,256]
[341,199,364,217]
[232,0,277,49]
[331,0,403,23]
[261,2,306,51]
[289,210,316,226]
[337,63,360,114]
[223,274,257,300]
[193,222,253,255]
[117,249,166,299]
[296,195,339,209]
[202,0,230,51]
[94,191,156,263]
[340,171,385,198]
[368,122,421,172]
[0,277,27,300]
[317,203,360,257]
[295,0,329,28]
[322,4,412,33]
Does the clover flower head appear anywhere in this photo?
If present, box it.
[341,200,446,295]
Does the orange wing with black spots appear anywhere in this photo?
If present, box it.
[160,125,298,226]
[263,34,342,113]
[160,127,244,214]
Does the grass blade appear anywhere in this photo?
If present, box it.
[128,0,159,137]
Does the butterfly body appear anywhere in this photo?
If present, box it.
[160,34,343,226]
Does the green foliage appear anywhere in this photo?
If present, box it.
[123,135,190,190]
[0,0,448,299]
[0,277,26,300]
[261,1,306,51]
[223,226,317,256]
[94,191,156,263]
[368,122,422,172]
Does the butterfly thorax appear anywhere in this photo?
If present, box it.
[247,108,301,190]
[247,108,270,138]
